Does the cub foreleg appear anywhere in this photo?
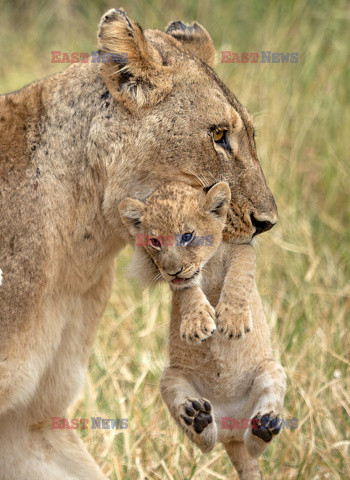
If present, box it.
[160,366,217,453]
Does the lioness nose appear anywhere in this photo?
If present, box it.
[167,266,183,277]
[250,214,276,236]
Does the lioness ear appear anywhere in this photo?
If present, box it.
[98,9,169,107]
[203,182,231,219]
[118,198,146,236]
[165,20,216,67]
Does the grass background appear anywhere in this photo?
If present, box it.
[1,0,349,478]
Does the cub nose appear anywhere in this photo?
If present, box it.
[166,266,183,277]
[250,214,276,236]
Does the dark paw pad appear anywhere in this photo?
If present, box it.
[181,398,213,435]
[251,413,282,442]
[193,412,212,433]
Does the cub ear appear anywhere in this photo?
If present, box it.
[203,182,231,219]
[98,9,170,107]
[165,20,216,67]
[118,198,146,236]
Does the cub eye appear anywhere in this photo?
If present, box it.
[213,128,225,142]
[149,237,162,249]
[180,232,193,245]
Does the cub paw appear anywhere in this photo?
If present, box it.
[215,301,252,339]
[251,412,282,442]
[180,301,216,345]
[180,398,213,434]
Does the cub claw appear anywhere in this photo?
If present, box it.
[216,300,252,340]
[180,301,216,345]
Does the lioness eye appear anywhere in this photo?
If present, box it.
[211,127,230,150]
[180,232,193,245]
[149,237,162,249]
[213,128,225,142]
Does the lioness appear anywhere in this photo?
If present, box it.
[120,182,286,480]
[0,8,278,480]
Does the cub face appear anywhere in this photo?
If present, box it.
[119,182,231,289]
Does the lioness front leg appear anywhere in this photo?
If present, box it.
[160,367,217,453]
[216,243,256,339]
[177,286,216,344]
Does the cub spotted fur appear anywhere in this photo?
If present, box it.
[120,182,286,480]
[119,181,256,343]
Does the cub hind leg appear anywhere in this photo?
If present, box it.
[244,359,287,458]
[160,366,217,453]
[224,441,262,480]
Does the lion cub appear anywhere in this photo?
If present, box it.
[119,181,256,344]
[119,182,286,480]
[119,182,286,479]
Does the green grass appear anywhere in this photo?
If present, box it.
[1,0,349,478]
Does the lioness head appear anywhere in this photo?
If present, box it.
[118,182,230,289]
[98,8,277,244]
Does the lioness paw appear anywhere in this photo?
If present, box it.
[180,301,216,345]
[216,301,252,339]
